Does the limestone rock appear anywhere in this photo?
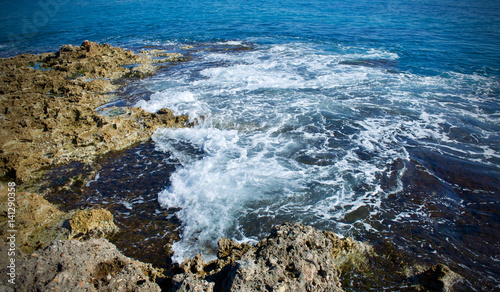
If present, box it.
[172,274,215,292]
[17,238,161,291]
[69,209,119,240]
[217,237,254,267]
[227,223,345,292]
[0,41,189,182]
[169,223,465,291]
[171,223,346,292]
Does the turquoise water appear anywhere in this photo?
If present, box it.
[2,0,500,289]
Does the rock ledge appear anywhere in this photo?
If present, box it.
[0,41,189,182]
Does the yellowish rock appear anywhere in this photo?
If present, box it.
[0,41,190,182]
[69,208,119,240]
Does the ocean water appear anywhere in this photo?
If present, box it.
[2,0,500,289]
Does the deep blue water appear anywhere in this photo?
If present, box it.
[2,0,500,289]
[2,0,500,76]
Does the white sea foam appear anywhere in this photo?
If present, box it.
[136,90,210,122]
[217,40,243,46]
[86,172,101,187]
[134,42,500,261]
[154,125,306,261]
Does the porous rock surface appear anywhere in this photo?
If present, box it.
[0,182,122,255]
[16,238,161,291]
[172,223,353,291]
[0,180,155,291]
[170,222,464,292]
[0,41,189,182]
[69,208,119,240]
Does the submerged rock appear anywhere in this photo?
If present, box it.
[413,264,463,292]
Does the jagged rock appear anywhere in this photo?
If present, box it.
[17,238,161,291]
[173,274,215,292]
[216,237,254,267]
[0,41,189,181]
[0,181,165,291]
[69,209,119,240]
[171,223,347,292]
[170,223,465,291]
[58,44,77,53]
[227,223,345,292]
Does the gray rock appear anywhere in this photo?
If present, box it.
[227,223,344,292]
[17,238,161,291]
[170,223,466,291]
[171,274,215,292]
[58,44,77,53]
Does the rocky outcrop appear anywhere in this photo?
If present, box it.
[16,238,161,291]
[0,41,189,182]
[0,181,160,291]
[0,42,466,291]
[170,223,465,292]
[0,201,465,292]
[69,209,119,240]
[171,223,363,291]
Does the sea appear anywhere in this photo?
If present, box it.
[1,0,499,289]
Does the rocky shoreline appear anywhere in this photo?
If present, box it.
[0,41,189,182]
[1,42,465,291]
